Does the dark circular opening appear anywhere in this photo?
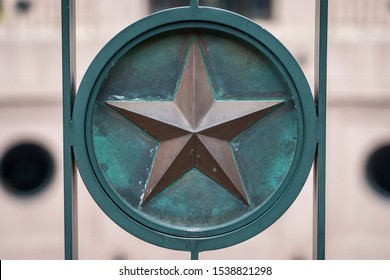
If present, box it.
[366,145,390,197]
[0,143,54,196]
[15,0,32,14]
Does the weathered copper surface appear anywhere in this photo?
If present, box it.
[91,30,298,231]
[107,39,283,205]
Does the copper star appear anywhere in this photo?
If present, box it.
[107,37,284,205]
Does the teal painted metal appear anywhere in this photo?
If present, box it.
[61,0,328,259]
[313,0,328,260]
[62,0,78,260]
[72,3,318,255]
[91,30,295,237]
[190,0,199,8]
[191,250,199,260]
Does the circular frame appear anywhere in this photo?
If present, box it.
[73,5,317,252]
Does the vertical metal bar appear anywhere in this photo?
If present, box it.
[62,0,78,260]
[313,0,328,260]
[190,0,199,8]
[191,250,199,260]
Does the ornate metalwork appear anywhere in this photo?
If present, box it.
[70,3,320,256]
[107,37,283,205]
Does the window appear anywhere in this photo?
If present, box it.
[149,0,273,20]
[15,0,32,14]
[0,143,55,196]
[202,0,272,19]
[366,145,390,198]
[149,0,188,13]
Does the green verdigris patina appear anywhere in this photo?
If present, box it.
[72,4,317,253]
[92,30,297,234]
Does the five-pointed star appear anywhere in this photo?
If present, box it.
[107,37,284,205]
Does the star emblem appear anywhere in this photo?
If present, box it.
[107,37,284,205]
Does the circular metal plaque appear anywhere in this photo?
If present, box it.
[73,5,317,252]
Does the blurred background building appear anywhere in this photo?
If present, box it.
[0,0,389,259]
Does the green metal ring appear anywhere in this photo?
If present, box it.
[73,5,317,252]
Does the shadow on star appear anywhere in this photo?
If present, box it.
[107,36,285,205]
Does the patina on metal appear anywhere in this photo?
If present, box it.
[90,27,301,239]
[107,37,284,205]
[64,0,327,259]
